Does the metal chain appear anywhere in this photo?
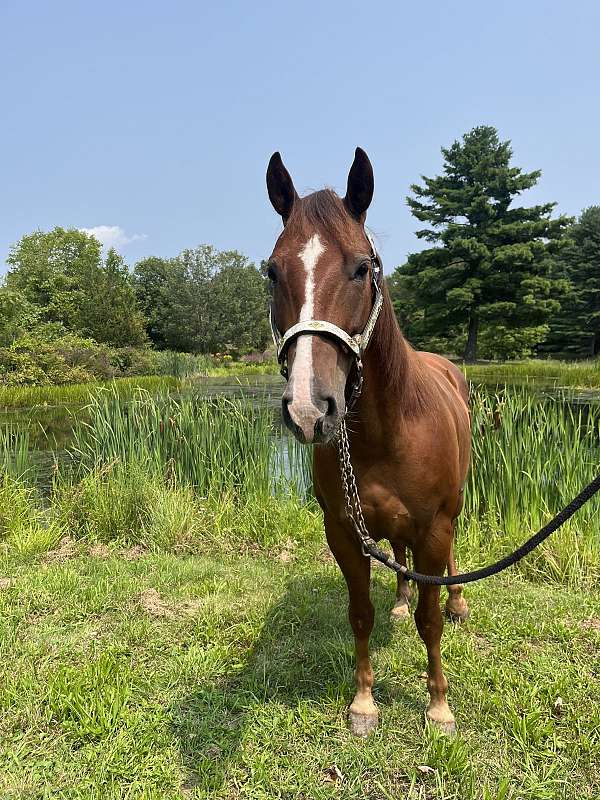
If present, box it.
[337,417,376,557]
[337,416,600,585]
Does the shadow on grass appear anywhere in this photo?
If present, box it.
[170,568,424,794]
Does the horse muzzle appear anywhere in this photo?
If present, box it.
[282,385,340,444]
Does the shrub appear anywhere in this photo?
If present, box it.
[0,330,161,386]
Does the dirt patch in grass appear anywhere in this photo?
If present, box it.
[582,617,600,631]
[88,543,111,558]
[138,588,175,618]
[44,536,77,563]
[120,545,147,560]
[138,588,202,620]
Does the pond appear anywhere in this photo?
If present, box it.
[3,373,600,497]
[3,373,600,448]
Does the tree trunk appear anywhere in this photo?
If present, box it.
[464,313,478,363]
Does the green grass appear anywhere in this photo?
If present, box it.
[2,382,600,796]
[0,376,182,412]
[463,358,600,388]
[2,357,599,414]
[205,361,279,377]
[457,387,600,587]
[0,360,279,412]
[0,540,598,798]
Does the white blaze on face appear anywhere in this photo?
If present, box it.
[288,233,325,424]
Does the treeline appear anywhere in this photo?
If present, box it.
[2,124,599,386]
[388,126,600,361]
[0,230,270,384]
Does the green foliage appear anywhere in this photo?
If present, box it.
[47,651,132,741]
[133,245,270,354]
[0,331,101,385]
[392,126,572,360]
[56,460,198,548]
[0,329,158,386]
[0,472,63,554]
[5,227,147,347]
[544,206,600,358]
[82,248,147,347]
[0,288,39,346]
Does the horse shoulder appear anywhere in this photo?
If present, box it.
[417,351,469,409]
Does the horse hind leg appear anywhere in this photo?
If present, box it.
[445,541,469,622]
[390,542,412,621]
[325,513,379,737]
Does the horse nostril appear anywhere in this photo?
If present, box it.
[325,396,337,417]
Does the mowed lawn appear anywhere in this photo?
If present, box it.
[1,540,599,800]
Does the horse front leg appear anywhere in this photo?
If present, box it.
[324,512,378,737]
[414,521,456,734]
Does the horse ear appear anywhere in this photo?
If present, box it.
[344,147,374,221]
[266,152,298,223]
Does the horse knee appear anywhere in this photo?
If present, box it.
[349,600,374,639]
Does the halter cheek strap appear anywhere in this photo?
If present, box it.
[269,230,384,408]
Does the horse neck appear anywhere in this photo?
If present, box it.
[353,294,427,441]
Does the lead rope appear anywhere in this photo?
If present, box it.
[337,417,600,585]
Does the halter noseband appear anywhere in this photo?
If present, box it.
[269,230,384,410]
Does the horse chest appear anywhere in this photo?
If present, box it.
[357,478,419,543]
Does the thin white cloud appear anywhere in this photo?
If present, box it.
[79,225,147,251]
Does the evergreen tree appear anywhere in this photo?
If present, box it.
[544,207,600,358]
[396,126,571,361]
[84,249,147,347]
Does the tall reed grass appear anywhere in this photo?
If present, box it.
[458,387,600,584]
[2,379,599,583]
[69,385,307,499]
[0,424,39,482]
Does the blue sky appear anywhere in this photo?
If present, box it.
[1,0,599,276]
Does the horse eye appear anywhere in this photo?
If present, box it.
[353,262,370,280]
[267,265,278,284]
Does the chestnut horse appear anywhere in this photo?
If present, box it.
[265,148,471,735]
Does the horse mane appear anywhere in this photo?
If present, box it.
[287,190,436,417]
[369,282,436,416]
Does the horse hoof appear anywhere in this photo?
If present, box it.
[426,704,456,735]
[445,601,469,623]
[427,716,456,735]
[349,710,379,737]
[390,600,410,621]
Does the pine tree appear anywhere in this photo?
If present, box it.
[545,207,600,358]
[396,126,571,361]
